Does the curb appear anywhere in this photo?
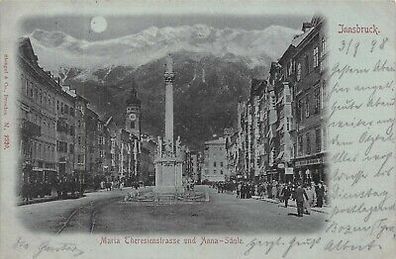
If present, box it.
[253,197,329,214]
[18,196,59,206]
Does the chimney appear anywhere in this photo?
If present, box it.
[302,22,313,32]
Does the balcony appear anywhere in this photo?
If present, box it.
[20,119,41,137]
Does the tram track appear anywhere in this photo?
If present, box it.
[56,196,124,234]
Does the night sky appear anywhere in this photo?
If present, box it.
[21,14,311,41]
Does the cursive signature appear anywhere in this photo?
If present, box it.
[244,237,321,257]
[32,241,84,259]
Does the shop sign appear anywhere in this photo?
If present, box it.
[295,157,324,167]
[285,167,294,175]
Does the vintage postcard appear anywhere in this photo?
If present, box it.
[0,0,395,258]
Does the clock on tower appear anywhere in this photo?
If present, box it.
[125,87,141,137]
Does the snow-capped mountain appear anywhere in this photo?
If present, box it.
[26,24,302,150]
[29,24,300,74]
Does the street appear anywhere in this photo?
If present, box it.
[18,186,325,234]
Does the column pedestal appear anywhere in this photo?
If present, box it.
[154,157,184,194]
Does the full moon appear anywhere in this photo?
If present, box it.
[90,16,107,33]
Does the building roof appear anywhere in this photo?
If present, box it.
[104,116,113,126]
[126,87,141,106]
[291,27,314,47]
[18,37,38,64]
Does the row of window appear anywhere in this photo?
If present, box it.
[23,78,56,113]
[204,169,224,175]
[57,100,75,117]
[296,127,327,156]
[56,141,73,154]
[294,37,327,81]
[296,82,326,122]
[212,161,224,167]
[98,136,105,145]
[22,77,76,117]
[23,110,57,137]
[30,141,56,161]
[57,120,75,136]
[77,154,85,164]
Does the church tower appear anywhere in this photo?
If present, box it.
[125,87,141,138]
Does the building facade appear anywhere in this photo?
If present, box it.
[56,86,76,179]
[18,38,61,187]
[291,16,328,183]
[73,95,89,183]
[228,16,327,185]
[202,137,228,182]
[17,37,156,196]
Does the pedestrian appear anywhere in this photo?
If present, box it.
[282,183,291,208]
[278,184,284,202]
[22,181,29,202]
[303,184,311,215]
[291,183,296,201]
[261,182,267,198]
[316,182,325,207]
[323,183,328,206]
[237,182,242,198]
[267,182,272,198]
[271,183,277,201]
[307,184,316,208]
[242,183,247,199]
[247,183,252,198]
[27,180,33,201]
[295,182,308,217]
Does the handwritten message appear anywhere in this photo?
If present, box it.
[325,26,396,256]
[236,23,396,259]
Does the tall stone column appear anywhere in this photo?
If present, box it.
[154,54,184,193]
[164,55,174,150]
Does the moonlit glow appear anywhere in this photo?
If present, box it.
[90,16,107,33]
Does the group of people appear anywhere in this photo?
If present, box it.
[259,180,327,217]
[21,180,52,201]
[236,182,255,199]
[20,178,85,202]
[207,179,328,217]
[100,180,126,191]
[184,179,196,191]
[212,181,237,194]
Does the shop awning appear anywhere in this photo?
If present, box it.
[276,123,284,132]
[276,151,284,160]
[276,96,284,105]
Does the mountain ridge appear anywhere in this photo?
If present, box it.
[29,24,300,73]
[27,24,302,150]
